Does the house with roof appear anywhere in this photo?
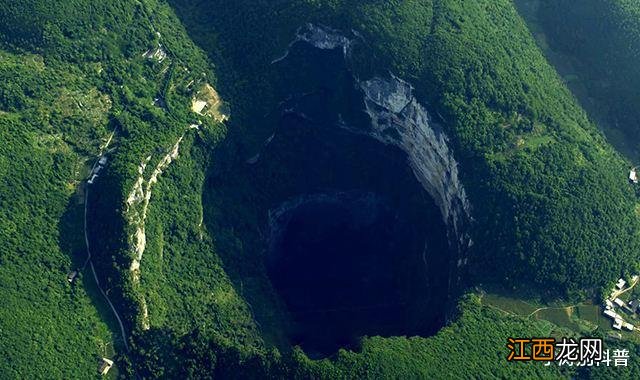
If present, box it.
[614,319,623,330]
[67,271,77,283]
[99,358,114,375]
[604,309,619,320]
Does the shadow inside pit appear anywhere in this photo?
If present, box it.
[203,71,454,357]
[168,4,460,358]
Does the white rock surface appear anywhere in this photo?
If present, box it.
[357,75,472,250]
[272,23,354,64]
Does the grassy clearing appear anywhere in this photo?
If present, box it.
[481,293,612,336]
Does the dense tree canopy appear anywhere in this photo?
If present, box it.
[537,0,640,162]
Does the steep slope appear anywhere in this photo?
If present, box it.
[170,0,640,298]
[0,49,116,378]
[0,0,244,376]
[521,0,640,162]
[128,295,570,379]
[419,0,640,297]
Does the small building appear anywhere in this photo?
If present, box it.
[604,309,618,319]
[88,174,98,184]
[67,271,78,283]
[606,300,614,309]
[617,278,627,290]
[630,169,638,184]
[614,319,623,330]
[99,358,114,376]
[99,156,107,165]
[192,100,207,115]
[624,323,635,331]
[614,298,626,308]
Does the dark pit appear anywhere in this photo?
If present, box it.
[205,37,457,358]
[266,191,448,357]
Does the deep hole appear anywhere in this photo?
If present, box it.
[267,193,444,357]
[206,37,456,358]
[258,108,452,357]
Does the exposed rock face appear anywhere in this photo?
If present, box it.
[358,75,472,256]
[295,23,352,53]
[125,134,185,329]
[142,45,168,62]
[126,136,184,278]
[274,23,472,257]
[271,23,354,63]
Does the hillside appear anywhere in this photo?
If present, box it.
[0,0,238,376]
[0,47,116,379]
[522,0,640,163]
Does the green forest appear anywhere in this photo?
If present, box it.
[2,0,640,378]
[533,0,640,163]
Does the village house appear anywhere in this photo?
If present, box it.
[614,319,623,330]
[604,309,619,320]
[67,271,77,283]
[603,274,640,331]
[99,358,113,376]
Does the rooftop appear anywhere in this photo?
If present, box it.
[99,358,114,375]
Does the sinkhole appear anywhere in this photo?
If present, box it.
[206,27,467,358]
[251,104,454,357]
[266,190,450,357]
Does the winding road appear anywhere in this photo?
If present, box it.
[83,144,130,352]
